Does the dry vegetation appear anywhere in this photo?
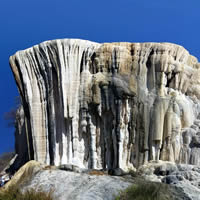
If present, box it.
[0,186,53,200]
[115,181,174,200]
[88,170,108,176]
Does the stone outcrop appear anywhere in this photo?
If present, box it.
[2,161,187,200]
[139,161,200,200]
[20,161,132,200]
[9,39,200,171]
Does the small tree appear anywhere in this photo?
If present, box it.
[4,96,21,128]
[0,152,14,172]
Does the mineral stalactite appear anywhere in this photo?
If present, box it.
[9,39,200,170]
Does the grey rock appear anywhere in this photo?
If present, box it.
[141,162,200,200]
[108,168,126,176]
[191,125,199,131]
[194,120,200,127]
[58,164,82,173]
[162,175,180,184]
[23,169,132,200]
[154,163,178,176]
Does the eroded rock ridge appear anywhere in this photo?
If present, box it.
[9,39,200,170]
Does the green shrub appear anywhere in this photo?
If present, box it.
[116,182,172,200]
[0,186,53,200]
[128,169,140,178]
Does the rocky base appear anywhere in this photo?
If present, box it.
[1,161,197,200]
[139,161,200,200]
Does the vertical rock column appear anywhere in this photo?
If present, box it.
[10,39,100,166]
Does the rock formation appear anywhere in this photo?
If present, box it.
[9,39,200,171]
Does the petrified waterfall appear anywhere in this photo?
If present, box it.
[9,39,200,170]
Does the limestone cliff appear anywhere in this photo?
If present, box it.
[9,39,200,170]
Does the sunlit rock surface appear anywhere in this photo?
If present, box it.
[9,39,200,170]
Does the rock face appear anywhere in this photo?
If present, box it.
[9,39,200,170]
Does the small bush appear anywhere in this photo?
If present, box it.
[0,186,53,200]
[128,169,140,178]
[116,182,171,200]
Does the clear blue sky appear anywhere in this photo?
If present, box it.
[0,0,200,154]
